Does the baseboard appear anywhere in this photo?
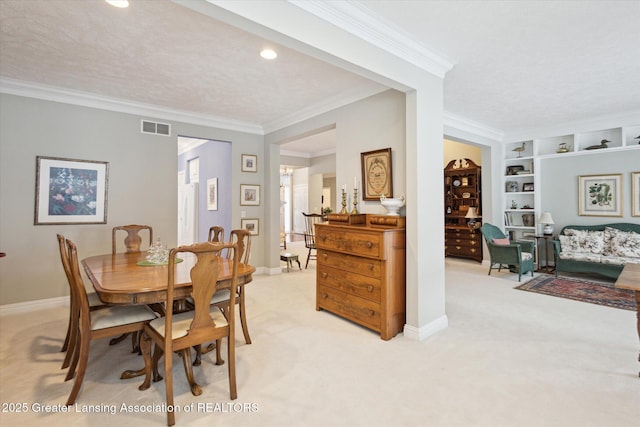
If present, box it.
[0,296,68,316]
[403,314,449,341]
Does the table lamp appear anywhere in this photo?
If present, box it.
[465,207,481,231]
[539,212,555,235]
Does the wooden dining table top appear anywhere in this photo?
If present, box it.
[82,252,256,305]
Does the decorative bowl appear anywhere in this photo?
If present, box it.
[380,194,405,216]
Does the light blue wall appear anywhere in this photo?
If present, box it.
[540,150,640,230]
[178,139,232,242]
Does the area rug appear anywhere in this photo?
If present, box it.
[514,274,636,311]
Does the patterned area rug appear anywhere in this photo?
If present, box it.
[515,274,636,311]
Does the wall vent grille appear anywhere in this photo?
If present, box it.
[141,120,171,136]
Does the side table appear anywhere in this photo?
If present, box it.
[532,234,555,273]
[280,253,301,272]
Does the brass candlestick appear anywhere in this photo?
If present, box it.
[351,188,359,214]
[339,189,348,214]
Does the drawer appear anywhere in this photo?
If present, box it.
[315,228,381,258]
[444,237,481,247]
[317,249,381,278]
[317,264,381,302]
[445,245,481,257]
[317,284,380,330]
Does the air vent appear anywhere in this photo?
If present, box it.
[141,120,171,136]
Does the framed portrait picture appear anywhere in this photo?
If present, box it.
[578,173,623,217]
[241,154,257,172]
[632,171,640,217]
[35,156,109,225]
[207,178,218,211]
[522,182,534,192]
[240,184,260,206]
[240,218,259,236]
[361,148,393,201]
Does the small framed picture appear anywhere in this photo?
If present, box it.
[578,173,622,217]
[240,218,259,236]
[240,184,260,206]
[206,178,218,211]
[241,154,257,172]
[522,182,534,192]
[631,171,639,217]
[361,147,393,200]
[35,156,109,225]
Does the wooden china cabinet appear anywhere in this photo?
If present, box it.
[444,158,483,262]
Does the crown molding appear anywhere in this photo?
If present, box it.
[280,147,336,159]
[263,81,386,134]
[0,78,264,135]
[502,110,640,143]
[443,112,504,143]
[289,0,455,79]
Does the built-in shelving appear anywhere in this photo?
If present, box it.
[501,124,639,240]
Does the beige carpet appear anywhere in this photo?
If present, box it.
[1,242,639,427]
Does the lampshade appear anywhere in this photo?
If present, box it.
[538,212,554,224]
[465,207,480,219]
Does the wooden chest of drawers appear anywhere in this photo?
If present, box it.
[445,226,483,262]
[315,222,405,340]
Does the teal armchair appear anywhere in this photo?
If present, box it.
[480,223,535,281]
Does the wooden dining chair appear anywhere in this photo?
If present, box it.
[63,237,157,406]
[56,234,108,369]
[208,225,225,243]
[213,229,252,343]
[111,224,153,349]
[302,212,325,268]
[112,224,153,254]
[138,241,240,426]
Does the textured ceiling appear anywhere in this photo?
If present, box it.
[1,0,639,156]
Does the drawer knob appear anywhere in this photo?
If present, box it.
[456,246,461,250]
[322,272,328,279]
[322,293,328,299]
[368,264,374,270]
[368,309,375,316]
[320,235,327,241]
[367,285,374,292]
[322,253,328,259]
[366,242,373,248]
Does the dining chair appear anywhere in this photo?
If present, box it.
[302,212,325,268]
[63,237,157,406]
[56,234,108,369]
[213,229,252,344]
[138,241,240,426]
[112,224,153,254]
[111,224,153,349]
[208,225,225,243]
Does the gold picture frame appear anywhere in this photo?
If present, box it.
[360,148,393,201]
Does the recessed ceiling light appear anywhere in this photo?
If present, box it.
[106,0,129,8]
[260,49,278,60]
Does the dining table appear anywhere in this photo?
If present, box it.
[81,250,256,379]
[82,251,255,306]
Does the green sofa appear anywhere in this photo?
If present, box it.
[552,223,640,280]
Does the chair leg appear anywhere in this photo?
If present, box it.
[66,330,90,406]
[109,333,129,346]
[138,332,153,391]
[61,309,72,353]
[165,346,175,426]
[180,348,202,396]
[227,336,237,400]
[238,288,252,344]
[305,249,312,269]
[62,308,79,371]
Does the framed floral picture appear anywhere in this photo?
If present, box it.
[241,154,257,172]
[240,218,259,236]
[578,173,622,217]
[240,184,260,206]
[35,156,109,225]
[632,171,640,217]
